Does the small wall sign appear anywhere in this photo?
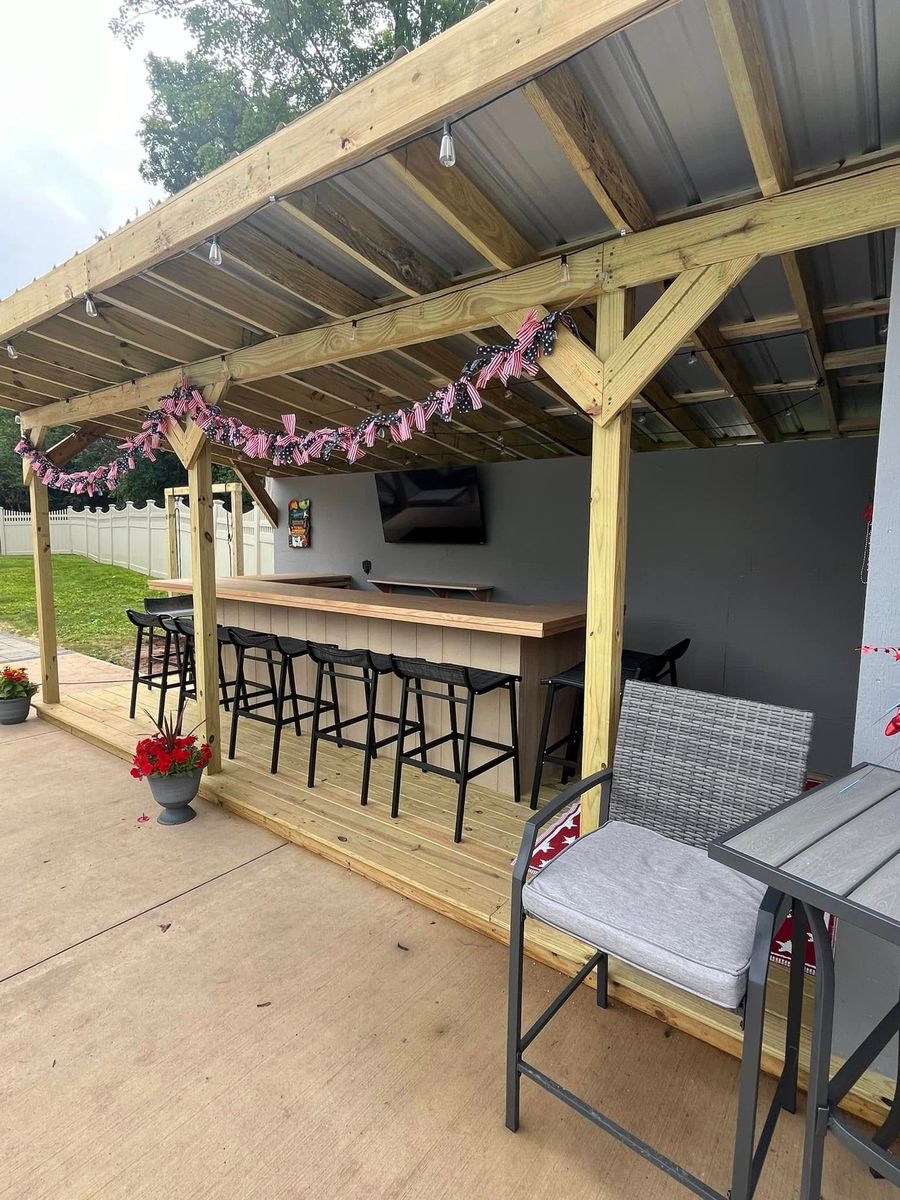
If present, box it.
[288,498,311,548]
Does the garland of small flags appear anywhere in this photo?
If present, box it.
[14,309,577,496]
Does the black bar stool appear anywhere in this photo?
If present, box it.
[144,596,193,677]
[227,629,325,773]
[529,639,692,809]
[528,662,585,810]
[390,656,521,844]
[306,644,424,808]
[159,615,236,715]
[126,609,182,725]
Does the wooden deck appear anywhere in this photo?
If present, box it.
[36,682,892,1129]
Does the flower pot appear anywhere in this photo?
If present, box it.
[0,696,32,725]
[147,767,202,825]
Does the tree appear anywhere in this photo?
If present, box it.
[112,0,475,193]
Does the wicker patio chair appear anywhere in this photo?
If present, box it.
[507,680,814,1200]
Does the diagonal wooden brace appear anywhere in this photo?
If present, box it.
[598,254,759,425]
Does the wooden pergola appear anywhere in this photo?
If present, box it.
[4,0,897,831]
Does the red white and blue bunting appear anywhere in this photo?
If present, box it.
[14,309,577,496]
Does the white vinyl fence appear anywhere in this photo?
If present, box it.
[0,501,274,579]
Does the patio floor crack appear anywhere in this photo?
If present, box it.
[1,841,289,985]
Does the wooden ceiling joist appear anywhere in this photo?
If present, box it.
[705,0,838,433]
[0,0,669,341]
[523,66,654,233]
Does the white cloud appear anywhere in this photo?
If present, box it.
[0,0,192,297]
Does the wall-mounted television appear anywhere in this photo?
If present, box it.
[375,466,485,545]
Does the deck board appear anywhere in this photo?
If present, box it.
[35,684,893,1129]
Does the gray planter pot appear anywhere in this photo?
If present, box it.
[0,696,32,725]
[147,767,202,825]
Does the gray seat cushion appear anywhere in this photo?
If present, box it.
[522,821,768,1009]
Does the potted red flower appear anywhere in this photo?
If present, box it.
[0,665,39,725]
[131,705,211,825]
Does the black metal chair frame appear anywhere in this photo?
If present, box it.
[126,610,182,726]
[160,615,236,716]
[307,646,423,808]
[508,771,807,1200]
[227,631,330,774]
[391,661,521,843]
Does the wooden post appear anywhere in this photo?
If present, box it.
[188,441,222,773]
[227,482,245,576]
[24,428,60,704]
[580,289,631,832]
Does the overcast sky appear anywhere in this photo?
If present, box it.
[0,1,191,299]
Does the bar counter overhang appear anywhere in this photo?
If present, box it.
[149,574,587,797]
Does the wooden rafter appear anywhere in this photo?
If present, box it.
[20,161,900,433]
[525,61,757,439]
[0,0,670,341]
[523,67,654,233]
[705,0,838,433]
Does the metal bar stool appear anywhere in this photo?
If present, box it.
[306,644,423,808]
[227,628,323,773]
[159,615,236,715]
[143,596,193,679]
[125,609,182,725]
[390,656,521,844]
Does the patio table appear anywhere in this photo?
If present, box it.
[710,763,900,1198]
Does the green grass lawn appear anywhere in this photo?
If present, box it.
[0,555,150,665]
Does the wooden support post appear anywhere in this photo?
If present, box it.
[188,440,222,773]
[25,427,60,704]
[164,488,179,587]
[580,290,631,833]
[227,482,245,576]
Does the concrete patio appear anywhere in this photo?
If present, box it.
[1,671,886,1200]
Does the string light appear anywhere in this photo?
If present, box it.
[6,342,18,360]
[84,294,97,318]
[439,121,456,168]
[559,253,570,284]
[208,235,223,267]
[687,350,697,366]
[350,319,358,343]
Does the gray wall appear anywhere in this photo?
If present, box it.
[272,437,875,776]
[835,232,900,1066]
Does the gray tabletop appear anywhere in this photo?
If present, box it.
[709,763,900,949]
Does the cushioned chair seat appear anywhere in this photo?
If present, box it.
[522,820,768,1009]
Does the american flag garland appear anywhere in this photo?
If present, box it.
[14,309,577,496]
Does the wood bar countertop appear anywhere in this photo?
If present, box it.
[150,576,586,638]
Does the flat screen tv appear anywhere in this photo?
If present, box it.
[375,466,485,545]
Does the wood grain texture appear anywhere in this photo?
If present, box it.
[188,441,222,771]
[149,577,586,638]
[580,289,630,831]
[524,66,655,232]
[26,428,60,705]
[601,256,758,421]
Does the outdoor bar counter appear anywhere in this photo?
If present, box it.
[150,575,587,796]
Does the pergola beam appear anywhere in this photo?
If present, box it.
[21,160,900,434]
[233,467,279,528]
[0,0,670,341]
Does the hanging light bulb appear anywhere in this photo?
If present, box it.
[84,293,98,317]
[439,121,456,168]
[208,235,223,267]
[559,253,570,283]
[6,342,18,360]
[687,350,697,366]
[350,319,358,343]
